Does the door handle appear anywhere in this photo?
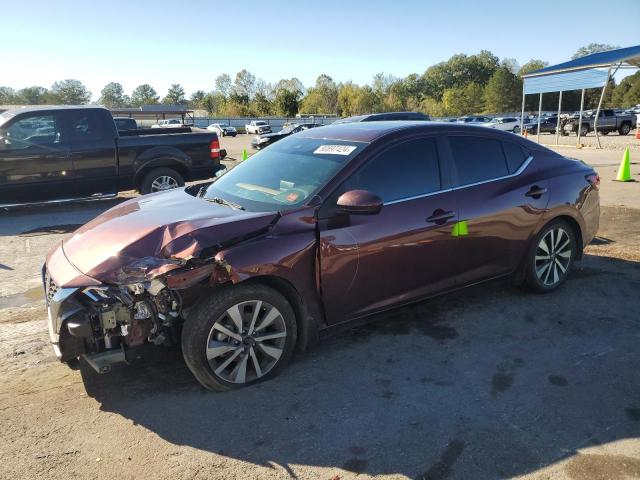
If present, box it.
[426,209,455,225]
[525,186,548,199]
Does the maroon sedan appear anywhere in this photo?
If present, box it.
[43,122,600,390]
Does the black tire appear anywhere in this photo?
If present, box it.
[600,130,609,135]
[619,123,631,136]
[139,167,184,195]
[579,125,588,137]
[513,126,520,134]
[182,283,297,391]
[523,219,576,293]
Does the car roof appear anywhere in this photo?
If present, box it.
[296,120,528,143]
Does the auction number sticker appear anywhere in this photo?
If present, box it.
[313,145,357,155]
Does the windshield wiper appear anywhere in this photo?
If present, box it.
[206,196,245,210]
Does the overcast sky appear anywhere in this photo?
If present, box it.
[1,0,639,99]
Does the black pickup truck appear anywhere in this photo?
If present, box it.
[0,106,225,206]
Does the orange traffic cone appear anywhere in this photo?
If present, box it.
[635,126,640,140]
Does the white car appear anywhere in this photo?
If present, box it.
[481,117,520,133]
[206,123,237,137]
[152,119,186,128]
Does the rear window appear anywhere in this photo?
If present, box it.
[67,110,105,141]
[502,141,528,174]
[448,136,509,186]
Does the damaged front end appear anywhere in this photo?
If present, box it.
[44,256,233,373]
[42,188,279,373]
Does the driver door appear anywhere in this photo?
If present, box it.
[318,136,459,323]
[0,112,72,204]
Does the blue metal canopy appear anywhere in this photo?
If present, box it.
[523,45,640,77]
[519,45,640,149]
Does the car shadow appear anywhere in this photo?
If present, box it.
[79,253,640,478]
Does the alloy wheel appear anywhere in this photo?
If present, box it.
[150,175,179,192]
[535,227,572,286]
[205,300,287,384]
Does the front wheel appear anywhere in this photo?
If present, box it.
[524,220,576,293]
[182,284,297,391]
[579,125,588,136]
[513,126,520,134]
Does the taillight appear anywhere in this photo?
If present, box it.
[586,173,600,189]
[209,138,221,159]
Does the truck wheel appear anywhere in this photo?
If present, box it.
[600,130,608,135]
[139,168,184,195]
[579,125,588,136]
[181,283,297,391]
[619,123,631,136]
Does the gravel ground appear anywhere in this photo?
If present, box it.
[0,146,639,480]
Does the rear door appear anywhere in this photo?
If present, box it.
[444,134,549,285]
[318,135,459,323]
[0,111,72,204]
[64,109,118,197]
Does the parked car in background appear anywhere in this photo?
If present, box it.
[207,123,237,137]
[481,117,520,133]
[456,115,492,124]
[563,109,635,136]
[152,119,190,128]
[245,120,272,135]
[0,106,226,205]
[334,112,430,124]
[42,121,600,391]
[524,116,560,135]
[251,122,323,149]
[113,117,137,131]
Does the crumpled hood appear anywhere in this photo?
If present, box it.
[61,188,279,283]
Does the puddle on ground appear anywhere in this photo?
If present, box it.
[0,286,44,309]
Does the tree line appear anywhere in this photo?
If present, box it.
[1,44,638,118]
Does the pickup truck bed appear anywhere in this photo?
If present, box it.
[0,106,225,206]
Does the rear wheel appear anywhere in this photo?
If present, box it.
[182,284,297,391]
[579,125,588,136]
[139,167,184,195]
[524,219,576,293]
[513,126,520,134]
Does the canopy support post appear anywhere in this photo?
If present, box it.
[537,93,543,144]
[556,91,563,145]
[520,83,526,136]
[593,66,612,149]
[577,88,585,146]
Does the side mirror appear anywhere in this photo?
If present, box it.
[336,190,383,215]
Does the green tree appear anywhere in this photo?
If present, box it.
[572,43,620,59]
[611,72,640,107]
[131,84,159,106]
[422,50,499,100]
[163,83,186,104]
[50,79,91,104]
[519,59,548,76]
[98,82,127,107]
[484,66,521,113]
[233,70,256,99]
[252,92,273,116]
[275,89,299,117]
[16,86,48,104]
[300,74,339,114]
[442,83,484,116]
[189,90,207,109]
[215,74,232,97]
[0,86,17,104]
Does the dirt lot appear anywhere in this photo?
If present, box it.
[1,139,639,480]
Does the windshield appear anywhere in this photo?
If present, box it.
[255,121,267,126]
[280,125,298,134]
[201,137,365,212]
